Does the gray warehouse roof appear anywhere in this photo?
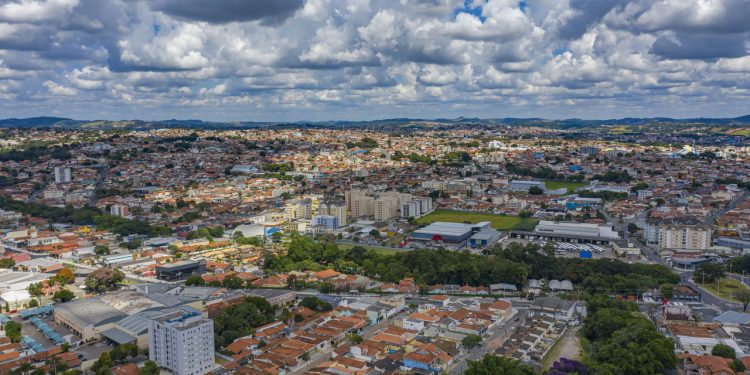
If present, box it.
[55,299,127,327]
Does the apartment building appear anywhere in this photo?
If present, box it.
[401,197,434,218]
[318,201,347,226]
[658,222,711,252]
[375,192,413,221]
[149,309,215,375]
[54,166,72,184]
[346,189,375,219]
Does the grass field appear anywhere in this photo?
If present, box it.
[699,278,749,301]
[543,180,588,194]
[336,243,408,255]
[415,209,537,231]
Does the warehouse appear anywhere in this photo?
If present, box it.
[511,221,619,244]
[54,298,127,342]
[411,222,491,243]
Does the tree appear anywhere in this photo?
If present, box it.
[319,282,333,294]
[222,274,244,289]
[28,299,39,308]
[660,284,674,299]
[0,258,15,268]
[300,296,332,312]
[84,267,124,293]
[462,334,482,349]
[712,343,736,359]
[695,263,725,284]
[53,289,75,302]
[27,282,44,300]
[185,275,206,286]
[627,223,639,234]
[463,354,535,375]
[4,321,22,343]
[347,333,363,344]
[731,358,747,373]
[94,245,110,255]
[55,268,75,285]
[528,186,544,195]
[369,229,380,237]
[733,290,750,312]
[91,352,113,374]
[547,358,591,375]
[141,360,159,375]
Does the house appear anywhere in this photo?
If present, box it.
[531,297,578,321]
[679,354,737,375]
[672,284,701,302]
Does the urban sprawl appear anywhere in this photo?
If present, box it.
[0,125,749,375]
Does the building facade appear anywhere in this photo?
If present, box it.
[149,309,215,375]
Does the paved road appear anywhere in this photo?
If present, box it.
[680,272,742,311]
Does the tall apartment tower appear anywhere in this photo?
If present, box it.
[54,166,72,184]
[149,308,215,375]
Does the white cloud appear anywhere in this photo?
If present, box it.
[0,0,747,120]
[0,0,78,23]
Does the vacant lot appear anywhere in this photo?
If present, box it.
[415,209,537,231]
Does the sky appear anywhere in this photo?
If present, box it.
[0,0,749,122]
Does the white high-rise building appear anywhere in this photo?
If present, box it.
[149,308,215,375]
[54,166,72,184]
[110,204,130,218]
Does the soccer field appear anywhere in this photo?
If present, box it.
[415,209,537,231]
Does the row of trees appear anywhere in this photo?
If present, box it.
[265,238,677,295]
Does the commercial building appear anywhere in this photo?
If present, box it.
[54,299,127,342]
[411,222,492,243]
[149,308,215,375]
[155,260,205,281]
[507,180,546,192]
[512,221,619,244]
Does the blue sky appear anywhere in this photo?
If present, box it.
[0,0,749,121]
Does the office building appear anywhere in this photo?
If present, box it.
[155,261,206,281]
[149,308,215,375]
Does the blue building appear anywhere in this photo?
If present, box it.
[312,215,339,229]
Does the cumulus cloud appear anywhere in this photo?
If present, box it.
[0,0,747,120]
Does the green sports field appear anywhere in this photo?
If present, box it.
[543,180,588,194]
[415,209,537,231]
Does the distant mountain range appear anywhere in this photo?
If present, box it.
[1,115,749,131]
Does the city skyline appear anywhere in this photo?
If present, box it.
[0,0,749,121]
